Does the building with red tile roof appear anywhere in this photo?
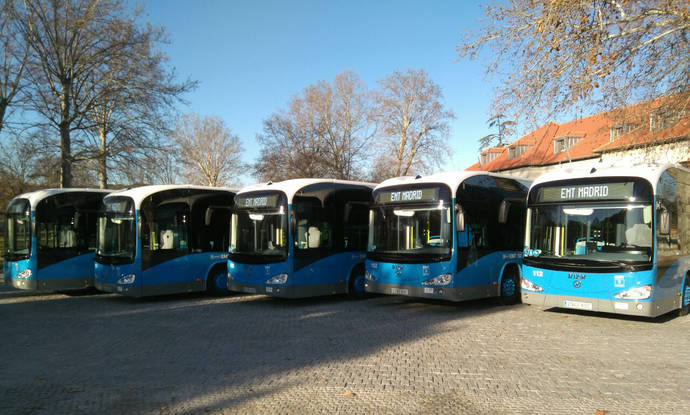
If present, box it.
[467,96,689,180]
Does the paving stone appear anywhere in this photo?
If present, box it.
[0,285,688,414]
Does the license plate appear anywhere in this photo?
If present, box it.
[564,300,592,310]
[390,288,408,295]
[116,286,123,292]
[614,302,629,310]
[424,287,434,294]
[244,287,256,294]
[265,287,273,293]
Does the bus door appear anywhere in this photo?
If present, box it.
[140,201,191,291]
[292,194,339,290]
[457,199,495,289]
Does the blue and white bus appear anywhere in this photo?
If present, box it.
[4,189,110,291]
[521,164,690,317]
[365,172,529,304]
[227,179,373,298]
[94,185,236,297]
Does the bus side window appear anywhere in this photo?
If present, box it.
[342,202,368,251]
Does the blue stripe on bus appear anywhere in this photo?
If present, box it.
[229,251,363,287]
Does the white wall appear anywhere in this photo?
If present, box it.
[599,140,690,166]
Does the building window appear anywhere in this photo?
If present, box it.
[553,136,581,154]
[507,145,530,160]
[609,123,637,141]
[650,107,688,132]
[480,151,500,166]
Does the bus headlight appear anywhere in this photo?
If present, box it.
[614,285,652,300]
[17,269,32,279]
[422,273,452,286]
[365,270,376,281]
[118,274,136,284]
[521,278,543,292]
[266,273,288,284]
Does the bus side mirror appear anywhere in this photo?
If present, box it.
[455,206,465,232]
[205,208,214,226]
[498,200,510,224]
[659,210,670,235]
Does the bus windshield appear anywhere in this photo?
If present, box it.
[230,210,287,258]
[369,205,452,260]
[97,197,136,262]
[230,191,288,263]
[5,198,31,260]
[525,203,654,265]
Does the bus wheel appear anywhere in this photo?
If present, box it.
[348,268,368,300]
[207,266,229,296]
[499,268,520,305]
[680,276,690,317]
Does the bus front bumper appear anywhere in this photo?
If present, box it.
[95,281,142,297]
[364,281,471,302]
[227,281,336,299]
[9,277,92,292]
[521,291,671,318]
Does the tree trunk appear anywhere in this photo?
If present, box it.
[99,126,107,189]
[59,121,72,188]
[59,80,72,188]
[0,99,6,133]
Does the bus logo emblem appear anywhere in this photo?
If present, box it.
[573,280,582,288]
[614,275,625,287]
[392,264,403,276]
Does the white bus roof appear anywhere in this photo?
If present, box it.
[10,188,112,209]
[236,178,376,204]
[529,163,690,193]
[374,171,530,198]
[104,185,238,210]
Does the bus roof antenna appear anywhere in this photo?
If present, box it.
[415,175,422,180]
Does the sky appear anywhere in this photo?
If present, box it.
[142,0,499,185]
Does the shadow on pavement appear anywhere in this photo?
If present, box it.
[0,286,513,414]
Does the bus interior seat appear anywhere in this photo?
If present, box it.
[59,228,76,248]
[625,223,652,247]
[307,226,321,248]
[160,229,174,249]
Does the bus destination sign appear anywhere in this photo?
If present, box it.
[535,182,636,202]
[375,187,439,204]
[236,194,281,208]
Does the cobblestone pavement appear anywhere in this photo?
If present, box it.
[1,284,689,414]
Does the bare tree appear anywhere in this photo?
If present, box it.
[320,71,375,179]
[171,113,245,187]
[112,144,180,186]
[84,16,195,189]
[478,114,516,151]
[458,0,690,125]
[17,0,149,188]
[254,100,329,181]
[255,71,375,181]
[0,133,42,207]
[0,0,29,133]
[371,69,454,180]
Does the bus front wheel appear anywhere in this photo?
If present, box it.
[207,266,229,296]
[499,268,520,305]
[348,267,368,300]
[680,275,690,317]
